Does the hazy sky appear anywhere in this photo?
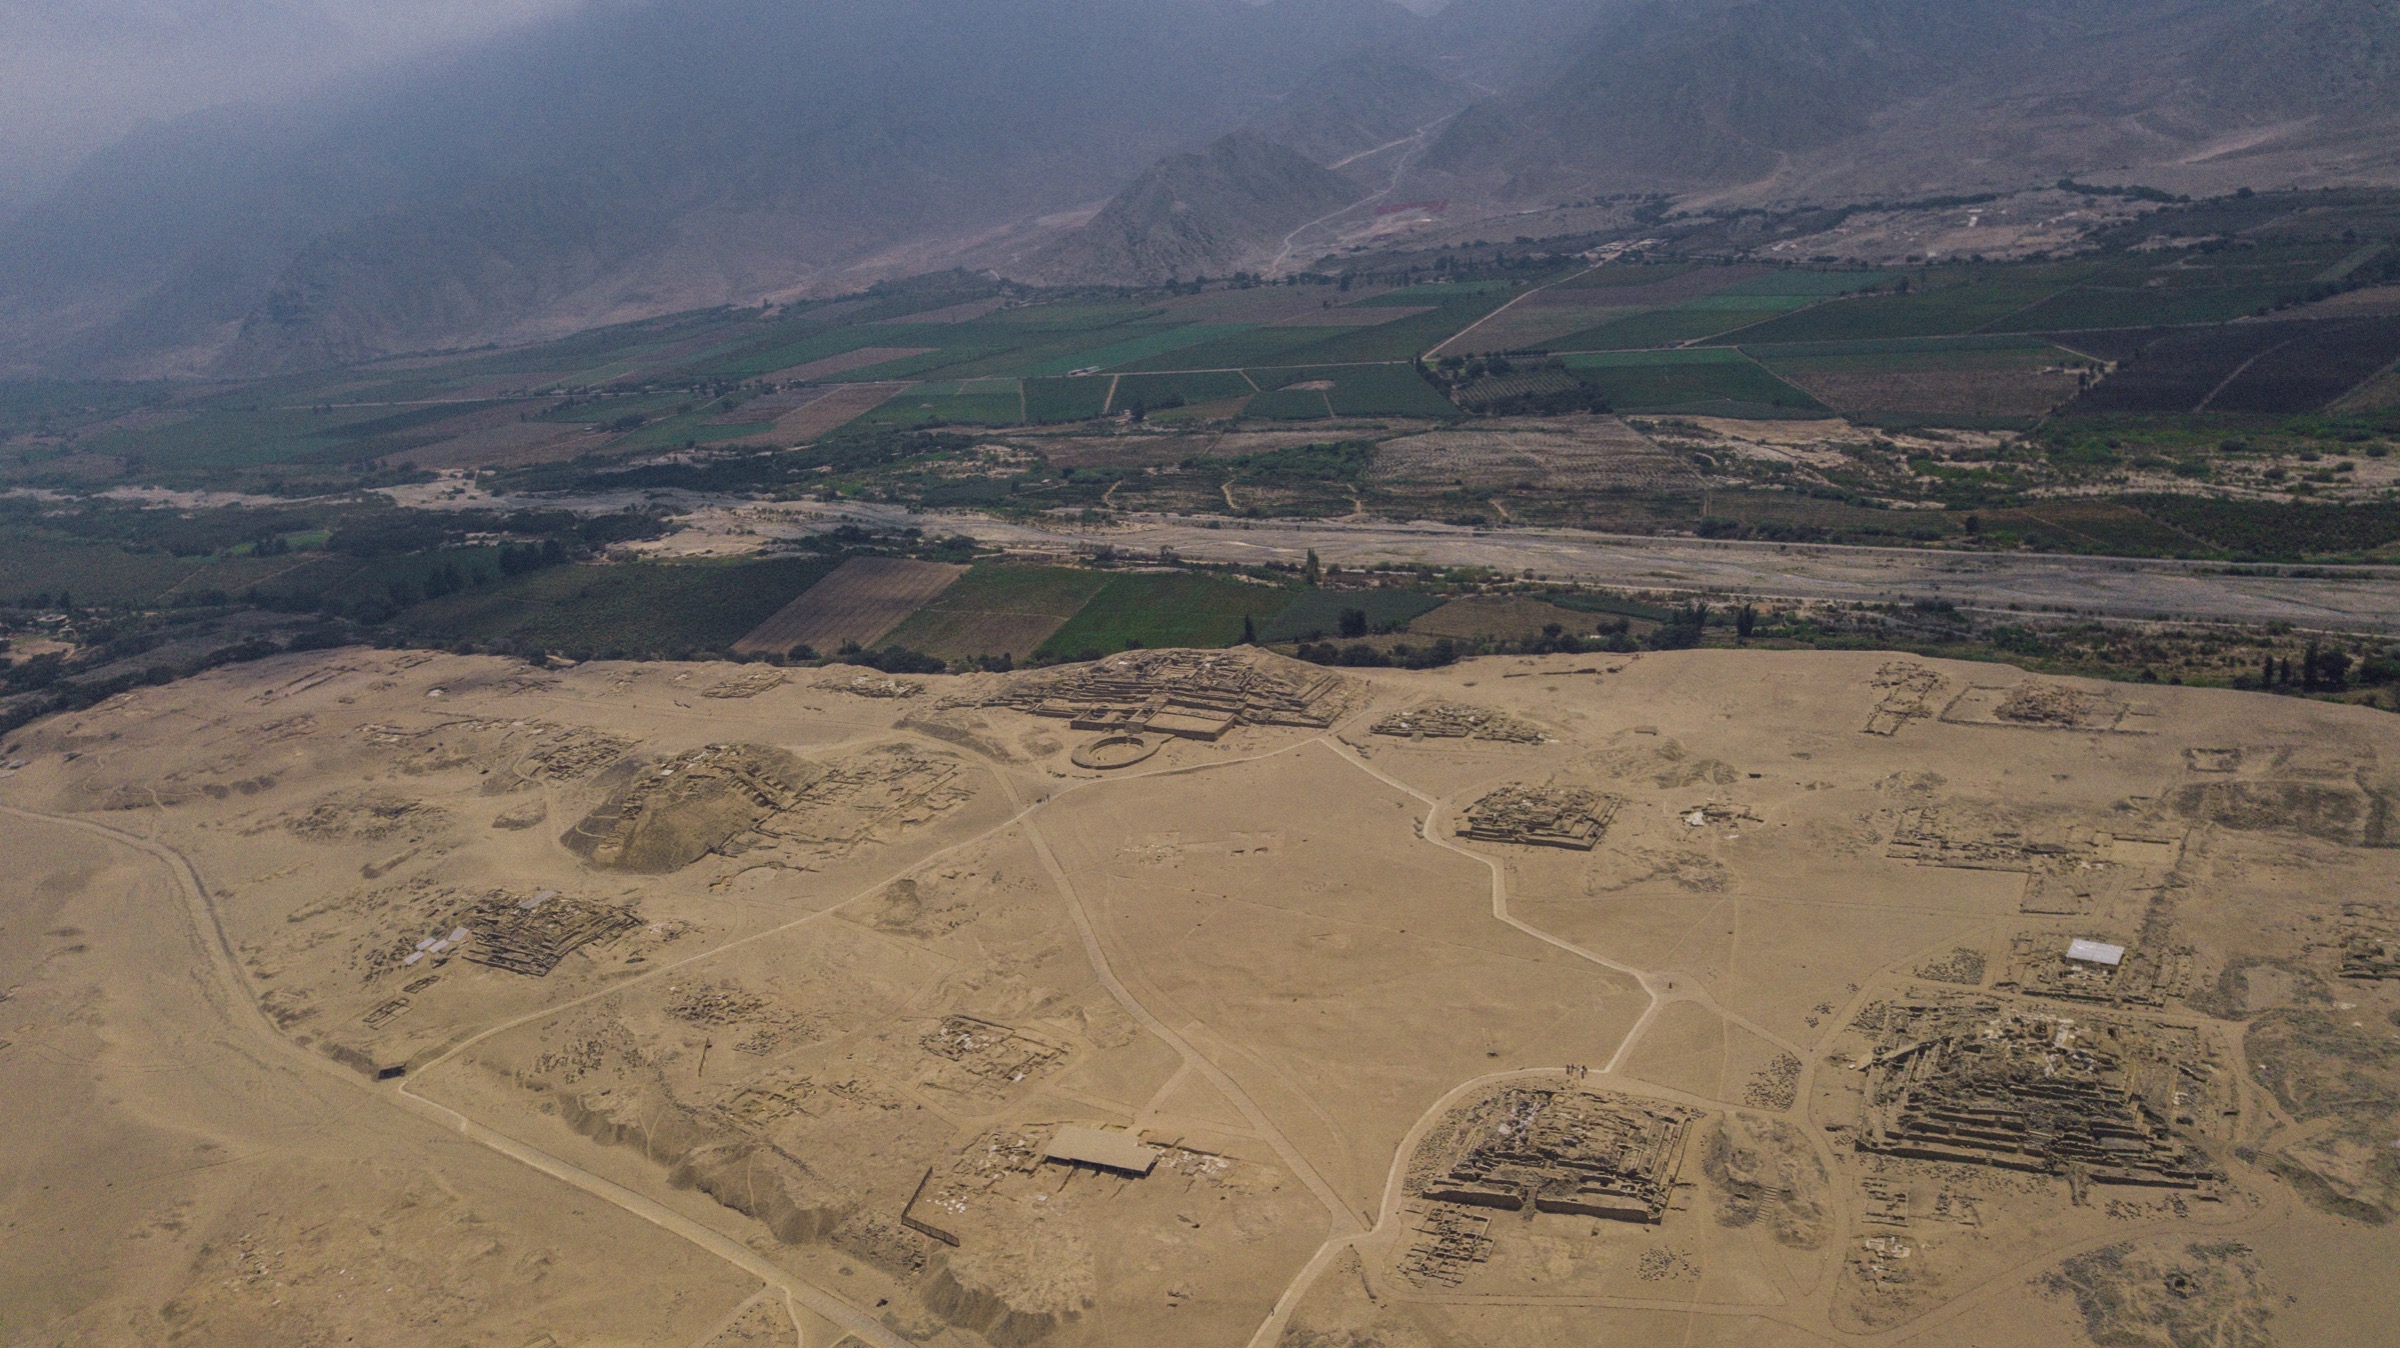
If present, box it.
[0,0,581,209]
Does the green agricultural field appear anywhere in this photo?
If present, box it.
[1357,280,1524,304]
[1248,365,1458,418]
[1720,269,2087,344]
[1675,294,1819,311]
[695,326,925,380]
[1715,269,1898,297]
[0,533,304,607]
[1108,324,1347,373]
[855,380,1026,428]
[74,401,511,477]
[393,555,839,657]
[877,563,1112,660]
[1034,571,1296,659]
[1554,263,1700,290]
[1551,307,1792,351]
[1563,348,1825,415]
[1987,285,2293,331]
[1258,586,1444,641]
[1110,371,1255,410]
[1023,376,1112,423]
[973,302,1163,329]
[1243,385,1336,419]
[1284,295,1519,363]
[613,414,777,448]
[1027,324,1252,376]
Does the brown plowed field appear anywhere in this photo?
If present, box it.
[731,555,965,654]
[764,382,911,441]
[1775,367,2082,418]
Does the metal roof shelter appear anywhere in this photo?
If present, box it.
[1042,1125,1159,1177]
[2066,938,2126,966]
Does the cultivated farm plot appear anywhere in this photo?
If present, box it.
[1759,346,2087,422]
[397,556,840,657]
[1406,594,1619,641]
[761,346,938,382]
[1561,349,1825,417]
[1032,571,1295,658]
[1112,371,1256,411]
[1259,587,1445,642]
[748,382,916,439]
[2055,318,2400,416]
[1023,376,1111,423]
[732,556,966,655]
[1549,307,1792,352]
[876,564,1111,660]
[1370,419,1699,492]
[854,379,1024,429]
[1253,365,1459,418]
[1450,299,1637,353]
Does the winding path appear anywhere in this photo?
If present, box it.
[0,668,2307,1348]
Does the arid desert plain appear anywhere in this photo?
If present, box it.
[2,646,2396,1348]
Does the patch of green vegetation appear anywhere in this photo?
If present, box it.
[394,555,841,658]
[70,400,505,478]
[0,533,292,607]
[1716,269,1899,297]
[855,380,1026,429]
[1676,294,1820,312]
[1258,586,1443,641]
[1108,325,1331,372]
[1562,348,1824,414]
[696,326,925,380]
[1022,376,1112,423]
[1722,267,2089,344]
[1551,307,1791,351]
[1742,333,2061,362]
[1221,439,1373,487]
[1029,324,1252,376]
[1554,263,1699,290]
[2127,495,2400,560]
[1033,570,1295,659]
[1991,285,2296,331]
[1280,295,1519,364]
[1356,280,1523,304]
[1243,386,1336,419]
[1245,364,1459,418]
[1111,371,1254,412]
[612,415,777,448]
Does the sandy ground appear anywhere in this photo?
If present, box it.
[387,478,2400,633]
[0,643,2395,1347]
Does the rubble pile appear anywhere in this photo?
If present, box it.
[1456,784,1618,850]
[1422,1087,1691,1223]
[461,891,640,976]
[1857,1001,2221,1188]
[988,652,1341,742]
[1371,702,1545,744]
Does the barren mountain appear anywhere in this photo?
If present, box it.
[0,0,1418,379]
[1403,0,2400,207]
[1023,133,1370,286]
[5,0,2399,378]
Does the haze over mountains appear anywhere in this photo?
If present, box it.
[4,0,2397,379]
